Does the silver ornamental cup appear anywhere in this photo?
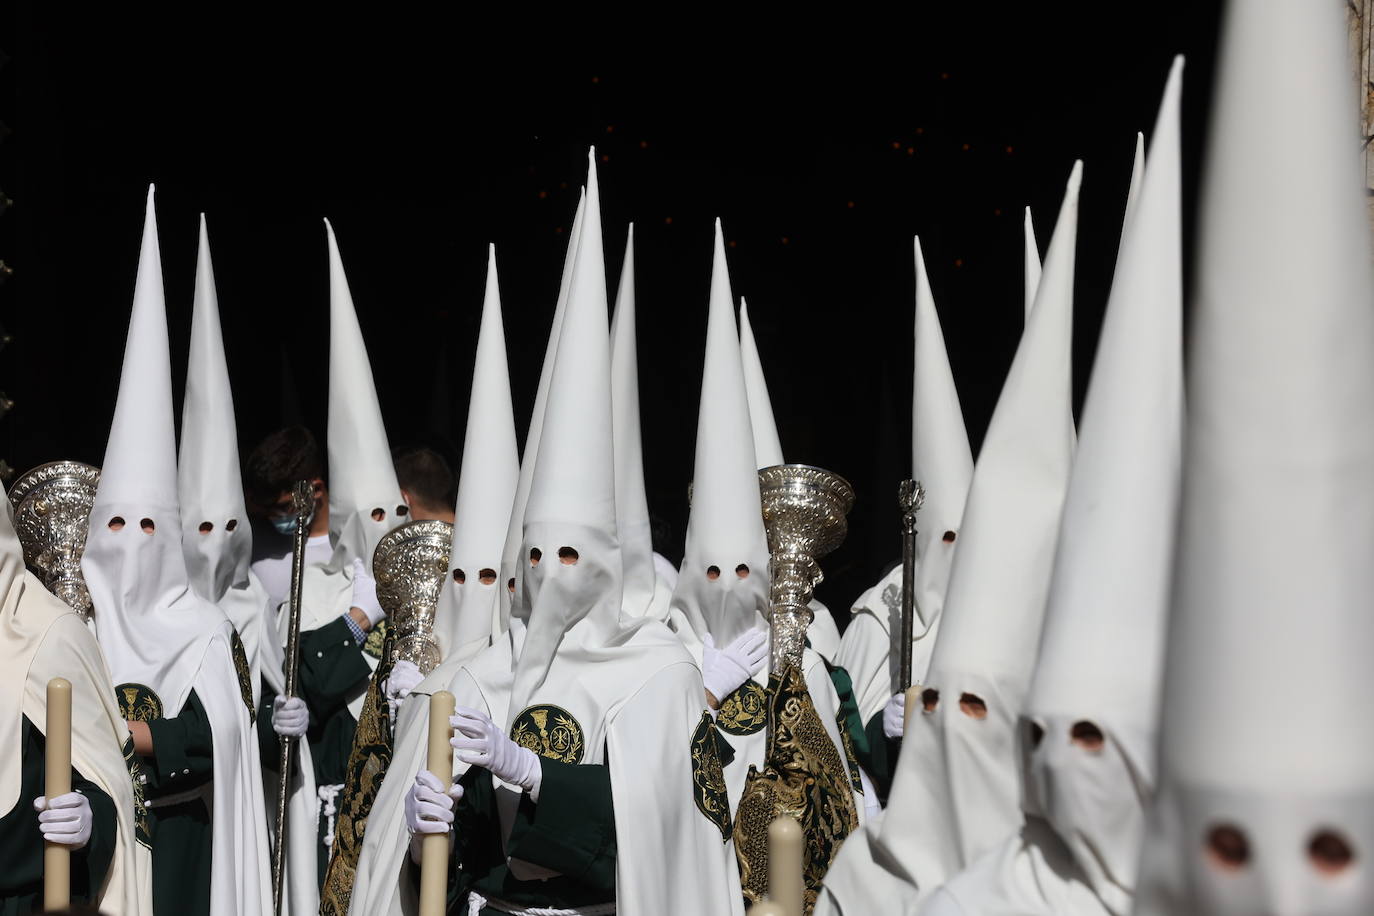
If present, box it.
[8,461,101,619]
[758,465,856,672]
[371,519,454,675]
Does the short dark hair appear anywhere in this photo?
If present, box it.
[244,426,324,507]
[393,446,455,514]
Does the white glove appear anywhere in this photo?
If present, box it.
[33,791,93,848]
[385,659,424,724]
[273,694,310,738]
[450,706,542,797]
[350,557,385,626]
[882,692,906,739]
[702,627,769,705]
[405,769,463,862]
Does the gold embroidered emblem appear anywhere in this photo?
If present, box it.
[230,629,256,723]
[691,712,732,841]
[115,683,163,722]
[363,618,390,660]
[716,681,768,736]
[123,734,152,849]
[510,705,584,764]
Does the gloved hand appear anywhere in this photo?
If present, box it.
[882,692,906,739]
[405,769,463,863]
[350,557,385,627]
[702,627,768,706]
[450,706,542,797]
[33,792,93,848]
[384,659,424,724]
[273,694,310,738]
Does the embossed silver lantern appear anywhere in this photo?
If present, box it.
[371,519,453,675]
[758,464,855,672]
[8,461,101,618]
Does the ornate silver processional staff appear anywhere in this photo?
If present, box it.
[897,479,925,691]
[273,480,313,916]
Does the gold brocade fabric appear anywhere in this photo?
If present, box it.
[230,629,255,723]
[733,663,859,915]
[691,712,732,841]
[319,628,396,916]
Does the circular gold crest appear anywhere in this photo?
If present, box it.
[717,681,768,736]
[510,704,585,764]
[115,683,164,722]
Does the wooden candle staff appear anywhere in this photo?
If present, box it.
[44,677,73,911]
[768,815,803,916]
[419,690,456,916]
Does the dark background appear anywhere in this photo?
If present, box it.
[0,6,1224,624]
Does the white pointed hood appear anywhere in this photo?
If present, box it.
[610,225,665,618]
[497,189,586,634]
[909,236,974,643]
[1024,208,1042,318]
[1016,58,1183,916]
[669,221,772,650]
[1136,4,1374,913]
[508,149,625,717]
[739,299,785,468]
[178,216,251,603]
[84,187,230,711]
[878,163,1080,887]
[434,244,519,659]
[324,220,407,573]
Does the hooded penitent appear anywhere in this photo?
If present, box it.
[178,218,319,916]
[434,244,519,658]
[1134,3,1374,913]
[835,236,976,724]
[345,248,523,916]
[1,487,153,914]
[496,189,586,635]
[875,163,1080,894]
[666,222,861,819]
[83,186,273,916]
[610,225,671,620]
[503,149,744,915]
[925,58,1183,916]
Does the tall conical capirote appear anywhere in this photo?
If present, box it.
[1135,3,1374,912]
[739,299,785,469]
[179,215,252,604]
[506,149,623,719]
[668,220,772,652]
[434,243,519,658]
[324,220,406,572]
[496,188,586,635]
[905,236,975,656]
[610,225,661,617]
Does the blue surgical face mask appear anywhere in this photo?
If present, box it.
[270,515,298,536]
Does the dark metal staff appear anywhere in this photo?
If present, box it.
[273,479,314,916]
[897,479,925,691]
